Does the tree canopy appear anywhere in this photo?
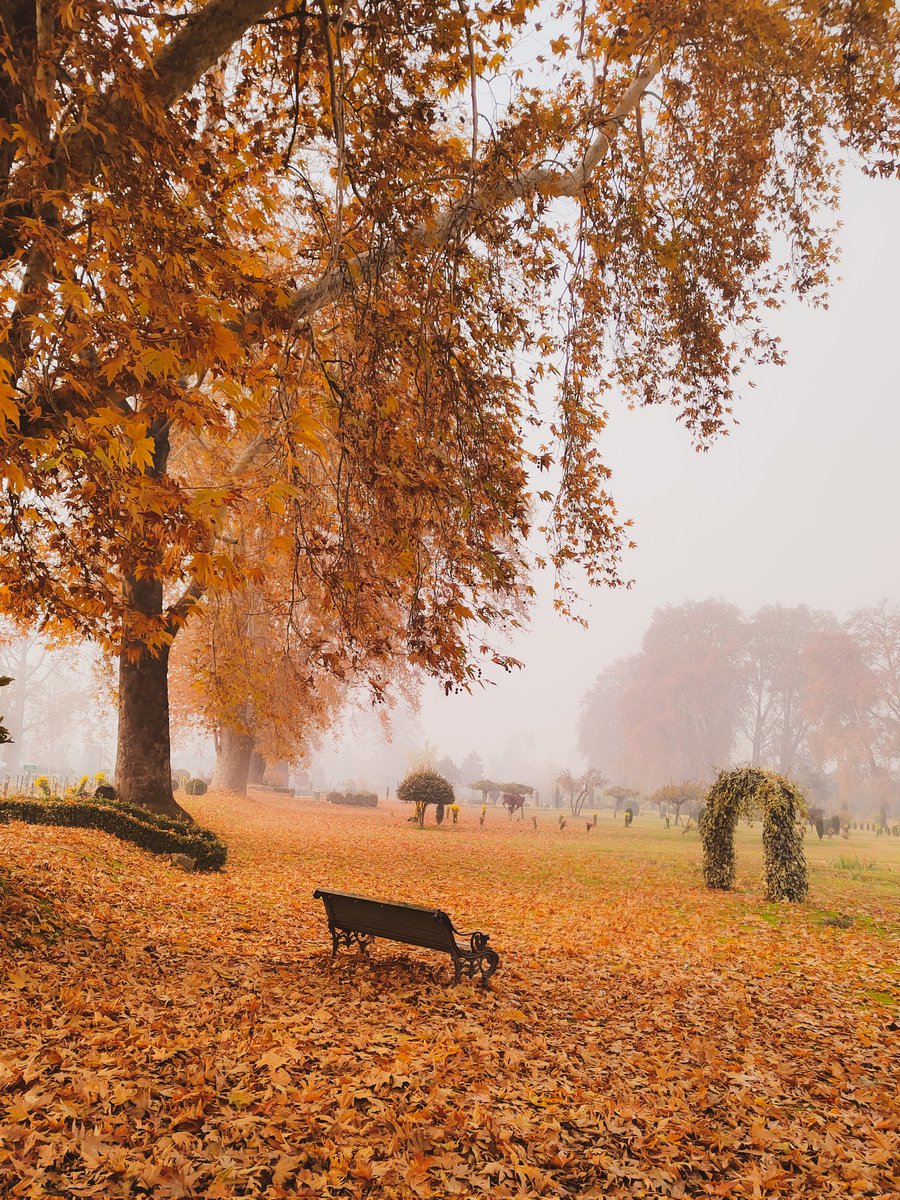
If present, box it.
[1,0,897,809]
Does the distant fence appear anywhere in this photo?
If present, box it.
[2,773,95,797]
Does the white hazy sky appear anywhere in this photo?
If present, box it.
[406,167,900,769]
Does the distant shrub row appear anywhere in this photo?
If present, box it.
[326,790,378,808]
[171,773,208,795]
[0,795,226,871]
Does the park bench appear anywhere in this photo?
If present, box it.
[313,888,500,986]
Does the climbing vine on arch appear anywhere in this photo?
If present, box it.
[701,768,808,902]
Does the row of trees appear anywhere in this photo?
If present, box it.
[578,601,900,811]
[1,3,897,814]
[0,625,115,775]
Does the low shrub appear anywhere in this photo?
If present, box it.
[0,796,226,871]
[88,792,219,840]
[398,771,455,828]
[397,771,454,808]
[184,778,208,796]
[326,791,378,808]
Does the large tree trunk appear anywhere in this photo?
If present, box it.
[116,636,186,818]
[262,758,289,789]
[114,418,189,821]
[248,752,266,785]
[212,726,256,795]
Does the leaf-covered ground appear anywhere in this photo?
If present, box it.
[1,793,898,1198]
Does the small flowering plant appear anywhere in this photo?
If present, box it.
[65,775,92,800]
[34,775,52,797]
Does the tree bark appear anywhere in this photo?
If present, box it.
[116,634,186,819]
[212,726,256,795]
[114,416,188,822]
[262,758,290,789]
[249,752,266,785]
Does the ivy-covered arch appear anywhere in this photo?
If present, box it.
[701,768,808,902]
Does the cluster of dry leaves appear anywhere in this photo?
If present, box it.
[1,794,897,1198]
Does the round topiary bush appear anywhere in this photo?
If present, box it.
[184,778,208,796]
[397,770,454,827]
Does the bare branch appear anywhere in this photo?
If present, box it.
[150,0,281,109]
[282,48,673,329]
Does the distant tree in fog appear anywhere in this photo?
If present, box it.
[435,755,461,784]
[604,785,640,817]
[801,628,881,803]
[651,781,705,826]
[459,751,485,786]
[740,605,836,775]
[577,656,638,784]
[579,601,745,790]
[0,626,92,773]
[849,602,900,765]
[558,767,607,817]
[580,600,900,811]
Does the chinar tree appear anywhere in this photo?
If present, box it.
[1,1,898,816]
[701,767,809,902]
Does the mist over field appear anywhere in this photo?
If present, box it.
[307,169,900,805]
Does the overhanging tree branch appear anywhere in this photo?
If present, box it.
[6,0,283,371]
[281,48,673,329]
[166,430,273,629]
[150,0,282,107]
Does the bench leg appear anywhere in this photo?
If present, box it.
[452,948,500,988]
[330,927,374,957]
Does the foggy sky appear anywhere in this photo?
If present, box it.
[404,168,900,773]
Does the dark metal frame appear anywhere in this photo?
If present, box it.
[330,927,374,955]
[448,926,500,985]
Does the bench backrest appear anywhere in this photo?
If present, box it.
[314,889,456,952]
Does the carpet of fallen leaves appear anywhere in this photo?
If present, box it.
[1,792,898,1199]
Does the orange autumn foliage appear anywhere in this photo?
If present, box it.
[0,1,897,810]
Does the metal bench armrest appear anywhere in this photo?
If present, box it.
[451,925,491,953]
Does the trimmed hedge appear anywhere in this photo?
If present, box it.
[0,797,226,871]
[184,778,208,796]
[326,790,378,808]
[88,792,220,840]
